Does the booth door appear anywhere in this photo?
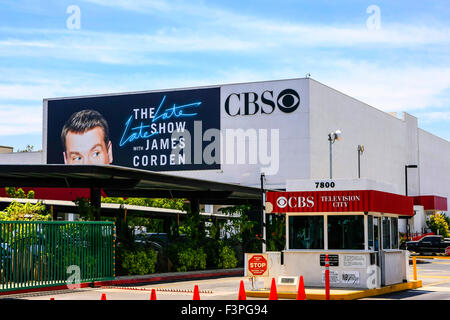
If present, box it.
[368,216,384,287]
[368,216,381,263]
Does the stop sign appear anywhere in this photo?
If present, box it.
[248,254,268,276]
[446,247,450,256]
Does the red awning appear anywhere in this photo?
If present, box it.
[266,190,414,216]
[413,195,448,211]
[0,187,107,201]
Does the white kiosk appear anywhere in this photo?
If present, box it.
[246,180,414,290]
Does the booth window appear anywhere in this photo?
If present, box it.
[382,217,391,249]
[328,215,364,250]
[391,218,398,249]
[368,215,374,250]
[289,216,324,249]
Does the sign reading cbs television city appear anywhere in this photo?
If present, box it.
[265,190,414,216]
[44,80,303,173]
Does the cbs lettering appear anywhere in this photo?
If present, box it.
[225,89,300,116]
[277,196,314,209]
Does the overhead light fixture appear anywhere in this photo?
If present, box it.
[328,130,342,144]
[328,130,342,179]
[358,145,365,178]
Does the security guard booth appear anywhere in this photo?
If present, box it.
[263,188,414,290]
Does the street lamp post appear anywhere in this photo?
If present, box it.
[328,130,342,179]
[260,173,266,253]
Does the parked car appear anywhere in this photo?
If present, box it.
[134,232,188,248]
[405,235,450,255]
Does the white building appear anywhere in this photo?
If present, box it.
[0,78,448,234]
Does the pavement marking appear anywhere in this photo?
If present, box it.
[425,280,450,286]
[419,286,450,292]
[102,286,214,294]
[416,275,450,279]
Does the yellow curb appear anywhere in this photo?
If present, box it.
[245,280,422,300]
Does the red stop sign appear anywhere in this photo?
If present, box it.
[248,255,268,276]
[446,247,450,256]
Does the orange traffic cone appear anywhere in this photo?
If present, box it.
[269,278,278,300]
[101,293,107,300]
[150,289,157,300]
[193,285,200,300]
[238,280,246,300]
[296,276,306,300]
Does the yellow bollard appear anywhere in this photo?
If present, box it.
[413,256,417,280]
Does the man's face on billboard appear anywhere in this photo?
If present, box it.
[63,127,113,165]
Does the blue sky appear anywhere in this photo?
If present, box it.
[0,0,449,150]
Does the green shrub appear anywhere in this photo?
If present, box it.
[202,238,221,269]
[175,247,207,272]
[217,245,237,269]
[120,248,158,275]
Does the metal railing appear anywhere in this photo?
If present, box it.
[0,221,115,292]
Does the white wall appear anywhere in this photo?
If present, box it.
[308,80,418,196]
[418,129,450,215]
[1,78,449,219]
[168,78,311,189]
[0,151,43,164]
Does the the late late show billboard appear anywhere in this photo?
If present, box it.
[44,88,221,171]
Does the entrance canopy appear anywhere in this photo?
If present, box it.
[265,190,414,216]
[0,164,262,204]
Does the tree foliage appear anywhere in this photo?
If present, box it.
[5,187,35,199]
[427,213,450,238]
[0,201,51,221]
[101,197,186,211]
[73,197,101,221]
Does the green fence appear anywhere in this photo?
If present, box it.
[0,221,115,292]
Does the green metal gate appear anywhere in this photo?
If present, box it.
[0,221,115,292]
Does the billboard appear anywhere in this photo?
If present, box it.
[45,88,221,171]
[43,78,310,184]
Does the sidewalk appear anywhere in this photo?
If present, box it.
[108,268,244,286]
[0,268,244,296]
[245,280,423,300]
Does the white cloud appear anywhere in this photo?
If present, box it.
[2,0,450,66]
[81,0,173,13]
[0,28,259,65]
[0,105,42,135]
[1,0,449,138]
[314,60,450,112]
[80,0,450,47]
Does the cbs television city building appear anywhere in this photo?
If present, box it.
[0,77,449,289]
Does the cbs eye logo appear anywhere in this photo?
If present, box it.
[276,196,288,208]
[277,89,300,113]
